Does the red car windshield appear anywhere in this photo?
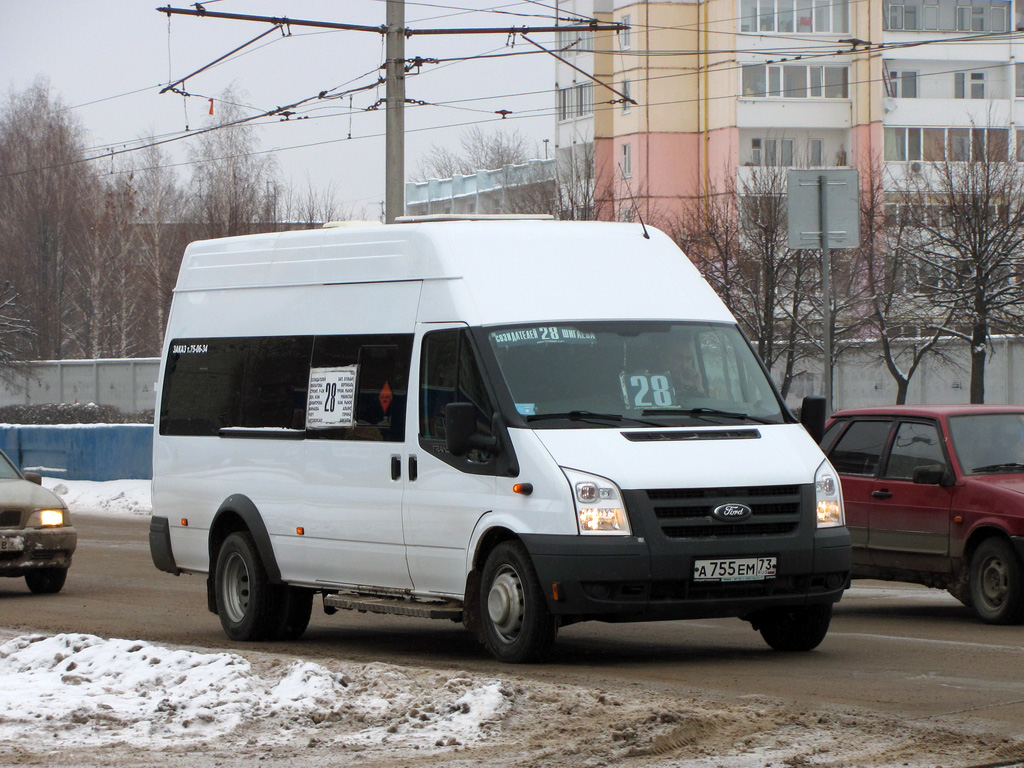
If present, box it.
[949,413,1024,474]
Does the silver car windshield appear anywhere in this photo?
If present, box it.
[0,452,20,480]
[485,321,785,426]
[949,413,1024,473]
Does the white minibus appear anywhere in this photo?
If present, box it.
[149,218,851,662]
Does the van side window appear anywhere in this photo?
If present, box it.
[310,334,413,442]
[241,336,314,430]
[160,338,252,436]
[827,419,893,476]
[420,330,494,446]
[160,334,412,440]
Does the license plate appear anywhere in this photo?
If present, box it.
[0,536,25,552]
[693,556,776,582]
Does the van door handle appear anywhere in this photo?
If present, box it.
[409,455,418,482]
[871,489,893,500]
[391,455,401,481]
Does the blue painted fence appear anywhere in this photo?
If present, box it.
[0,425,153,481]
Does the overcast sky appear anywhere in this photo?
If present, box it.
[3,1,564,216]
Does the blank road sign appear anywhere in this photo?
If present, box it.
[787,169,861,250]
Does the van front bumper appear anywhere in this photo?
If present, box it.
[520,526,851,621]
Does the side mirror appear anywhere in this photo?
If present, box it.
[913,464,952,487]
[800,396,827,444]
[445,402,499,456]
[23,472,43,486]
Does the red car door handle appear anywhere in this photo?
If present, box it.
[871,490,893,499]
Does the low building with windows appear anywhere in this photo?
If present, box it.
[404,159,556,216]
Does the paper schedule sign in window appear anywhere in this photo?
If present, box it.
[307,366,358,428]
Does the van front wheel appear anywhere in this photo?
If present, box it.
[753,604,832,652]
[479,541,557,663]
[215,531,276,641]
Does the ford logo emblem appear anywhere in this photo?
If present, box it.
[712,503,753,522]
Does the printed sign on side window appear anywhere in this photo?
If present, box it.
[307,366,358,428]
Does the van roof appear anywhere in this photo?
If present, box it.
[174,219,734,326]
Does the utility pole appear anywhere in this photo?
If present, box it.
[157,4,624,224]
[385,1,405,223]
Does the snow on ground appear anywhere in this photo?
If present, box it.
[42,477,152,519]
[2,480,1021,767]
[2,629,1016,768]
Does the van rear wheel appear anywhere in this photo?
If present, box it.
[754,604,832,652]
[269,586,314,641]
[215,531,276,641]
[479,541,557,663]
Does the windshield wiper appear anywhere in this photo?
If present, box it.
[971,462,1024,473]
[642,407,776,425]
[526,411,661,427]
[527,410,623,423]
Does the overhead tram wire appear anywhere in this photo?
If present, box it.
[13,4,1024,179]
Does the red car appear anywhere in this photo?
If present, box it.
[821,405,1024,624]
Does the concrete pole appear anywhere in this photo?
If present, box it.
[385,0,405,223]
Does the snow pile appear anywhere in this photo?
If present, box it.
[0,633,511,750]
[43,479,151,518]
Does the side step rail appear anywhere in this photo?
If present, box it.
[324,591,463,621]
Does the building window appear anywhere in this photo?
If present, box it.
[620,14,631,49]
[885,127,923,161]
[888,70,919,98]
[809,138,824,166]
[742,63,848,98]
[621,143,632,178]
[954,71,985,99]
[576,83,593,117]
[556,26,593,54]
[622,79,632,113]
[886,126,1008,161]
[1017,63,1024,97]
[750,137,794,166]
[557,83,594,121]
[740,0,848,32]
[884,0,1009,31]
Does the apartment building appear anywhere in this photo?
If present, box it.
[553,0,1020,221]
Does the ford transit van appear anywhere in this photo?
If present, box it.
[149,218,851,662]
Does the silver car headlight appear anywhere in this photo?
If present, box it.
[27,508,67,528]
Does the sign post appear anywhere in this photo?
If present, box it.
[787,169,860,415]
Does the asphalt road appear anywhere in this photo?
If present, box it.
[2,515,1023,746]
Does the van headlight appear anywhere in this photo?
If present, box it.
[562,468,631,536]
[815,460,844,528]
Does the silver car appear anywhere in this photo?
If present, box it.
[0,448,76,593]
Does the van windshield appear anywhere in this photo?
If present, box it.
[485,321,786,427]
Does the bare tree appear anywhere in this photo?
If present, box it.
[854,160,953,403]
[0,79,98,358]
[414,126,535,181]
[133,141,189,355]
[187,89,284,239]
[897,140,1024,403]
[287,177,369,227]
[72,170,144,358]
[0,282,32,379]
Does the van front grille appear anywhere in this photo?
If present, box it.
[628,484,808,540]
